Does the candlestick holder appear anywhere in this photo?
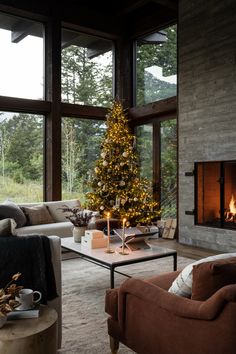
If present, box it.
[104,212,114,254]
[118,218,129,255]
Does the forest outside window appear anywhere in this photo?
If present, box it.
[135,124,153,183]
[0,12,44,100]
[135,24,177,106]
[61,117,106,202]
[135,118,177,219]
[61,28,114,107]
[0,112,44,202]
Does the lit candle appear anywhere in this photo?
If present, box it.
[105,212,114,253]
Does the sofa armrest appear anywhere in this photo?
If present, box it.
[118,278,236,328]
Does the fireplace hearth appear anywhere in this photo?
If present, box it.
[195,161,236,229]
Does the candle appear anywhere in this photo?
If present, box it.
[122,218,126,253]
[107,212,110,240]
[105,212,114,253]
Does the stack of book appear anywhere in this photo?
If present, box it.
[7,305,41,320]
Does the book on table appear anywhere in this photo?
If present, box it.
[7,305,41,320]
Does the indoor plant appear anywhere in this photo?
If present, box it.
[0,272,22,327]
[60,205,93,242]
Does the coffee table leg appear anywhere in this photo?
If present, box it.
[110,266,115,288]
[173,253,177,271]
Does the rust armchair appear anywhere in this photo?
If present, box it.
[105,268,236,354]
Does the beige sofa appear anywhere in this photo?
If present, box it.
[14,199,80,238]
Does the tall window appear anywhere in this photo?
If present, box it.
[61,117,106,201]
[135,124,153,182]
[160,119,177,218]
[61,28,114,107]
[135,118,177,218]
[0,112,44,202]
[135,24,177,106]
[0,13,44,100]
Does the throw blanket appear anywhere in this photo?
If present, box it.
[0,235,58,304]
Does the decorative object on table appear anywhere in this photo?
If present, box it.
[15,288,42,310]
[114,226,158,251]
[86,99,160,226]
[81,229,107,249]
[59,204,93,242]
[119,218,129,255]
[104,212,114,253]
[0,272,22,328]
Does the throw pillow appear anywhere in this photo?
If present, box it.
[191,257,236,301]
[0,218,17,236]
[168,252,236,297]
[22,204,54,225]
[0,201,27,228]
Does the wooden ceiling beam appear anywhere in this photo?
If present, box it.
[152,0,177,11]
[117,0,150,15]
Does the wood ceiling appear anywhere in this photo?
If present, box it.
[0,0,178,37]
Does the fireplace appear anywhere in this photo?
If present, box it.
[195,161,236,229]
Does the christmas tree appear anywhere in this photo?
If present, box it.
[86,99,160,226]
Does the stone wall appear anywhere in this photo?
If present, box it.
[178,0,236,251]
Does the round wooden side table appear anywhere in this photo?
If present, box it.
[0,306,58,354]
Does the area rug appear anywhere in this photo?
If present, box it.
[58,254,193,354]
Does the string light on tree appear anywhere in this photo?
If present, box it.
[86,99,160,225]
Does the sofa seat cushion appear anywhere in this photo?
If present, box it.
[168,252,236,298]
[15,221,73,238]
[191,257,236,301]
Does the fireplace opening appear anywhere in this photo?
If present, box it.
[195,161,236,229]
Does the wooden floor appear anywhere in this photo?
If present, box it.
[62,237,220,261]
[154,238,220,260]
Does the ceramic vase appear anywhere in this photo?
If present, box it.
[73,226,87,242]
[0,316,7,328]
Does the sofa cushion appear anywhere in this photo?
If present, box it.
[191,257,236,301]
[44,199,81,222]
[168,252,236,297]
[0,201,27,227]
[22,204,54,225]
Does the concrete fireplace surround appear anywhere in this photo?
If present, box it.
[178,0,236,252]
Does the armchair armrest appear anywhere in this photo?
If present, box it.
[118,278,236,328]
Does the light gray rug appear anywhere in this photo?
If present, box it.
[59,253,193,354]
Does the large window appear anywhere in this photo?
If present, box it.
[160,119,177,218]
[0,112,44,202]
[61,117,106,201]
[135,118,177,218]
[135,24,177,106]
[0,13,44,100]
[135,124,153,182]
[61,28,114,107]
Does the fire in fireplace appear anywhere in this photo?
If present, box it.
[195,161,236,229]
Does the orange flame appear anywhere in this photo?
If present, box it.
[229,194,236,214]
